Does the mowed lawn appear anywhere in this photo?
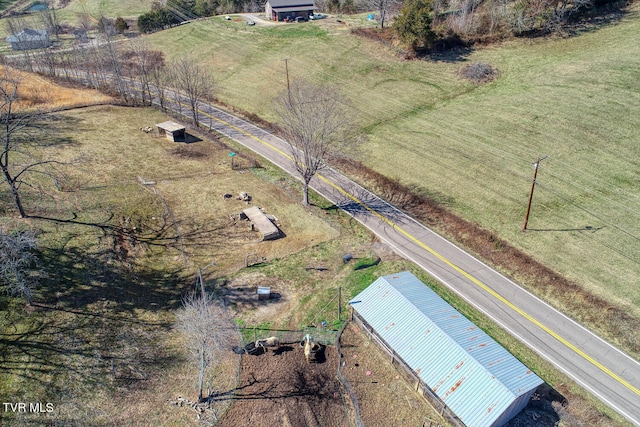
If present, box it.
[140,7,640,319]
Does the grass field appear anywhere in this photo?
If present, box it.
[0,0,155,42]
[0,104,345,425]
[0,66,631,424]
[137,8,640,326]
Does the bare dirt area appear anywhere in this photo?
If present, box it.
[216,344,348,427]
[224,272,293,325]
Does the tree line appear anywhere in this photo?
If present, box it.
[373,0,625,54]
[137,0,263,33]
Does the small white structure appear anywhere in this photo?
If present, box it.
[155,121,186,142]
[257,286,271,300]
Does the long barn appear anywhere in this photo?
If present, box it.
[349,271,543,427]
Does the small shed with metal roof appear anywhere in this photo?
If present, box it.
[349,271,543,427]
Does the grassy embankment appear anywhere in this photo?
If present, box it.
[140,8,640,355]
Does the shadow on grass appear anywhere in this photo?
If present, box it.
[0,237,185,410]
[37,244,186,314]
[527,226,604,233]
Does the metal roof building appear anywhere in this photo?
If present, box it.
[349,271,543,427]
[6,28,50,51]
[265,0,317,21]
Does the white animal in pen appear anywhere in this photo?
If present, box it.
[303,334,315,364]
[255,336,279,353]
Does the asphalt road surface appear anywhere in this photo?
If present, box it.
[166,95,640,426]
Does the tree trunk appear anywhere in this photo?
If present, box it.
[1,165,27,218]
[302,181,310,206]
[198,341,206,402]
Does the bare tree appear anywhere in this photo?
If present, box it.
[1,68,33,218]
[176,292,233,402]
[362,0,400,28]
[100,34,129,103]
[150,64,170,112]
[0,228,40,305]
[170,57,214,127]
[0,67,67,218]
[37,3,60,40]
[120,39,166,106]
[275,79,353,206]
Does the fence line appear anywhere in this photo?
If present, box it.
[237,326,340,347]
[352,311,462,427]
[336,321,365,427]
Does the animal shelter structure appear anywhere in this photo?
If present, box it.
[156,121,186,142]
[242,206,280,240]
[349,271,544,427]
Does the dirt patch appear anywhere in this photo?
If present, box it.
[169,145,209,159]
[224,273,293,325]
[216,344,348,427]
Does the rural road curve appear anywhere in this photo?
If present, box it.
[168,96,640,425]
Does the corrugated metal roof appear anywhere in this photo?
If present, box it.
[349,271,543,427]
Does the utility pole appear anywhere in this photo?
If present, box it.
[523,156,547,232]
[283,58,291,103]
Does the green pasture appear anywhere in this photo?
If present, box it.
[0,0,154,40]
[138,9,640,322]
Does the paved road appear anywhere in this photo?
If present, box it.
[164,95,640,425]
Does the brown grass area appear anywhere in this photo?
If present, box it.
[339,322,444,427]
[1,65,114,112]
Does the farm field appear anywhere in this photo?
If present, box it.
[0,60,630,427]
[135,6,640,340]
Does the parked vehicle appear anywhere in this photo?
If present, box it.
[309,13,327,20]
[295,16,307,22]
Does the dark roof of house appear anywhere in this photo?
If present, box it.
[267,0,315,8]
[272,5,317,12]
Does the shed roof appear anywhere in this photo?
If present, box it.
[272,5,317,12]
[156,121,185,133]
[350,271,543,427]
[267,0,315,7]
[243,206,280,240]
